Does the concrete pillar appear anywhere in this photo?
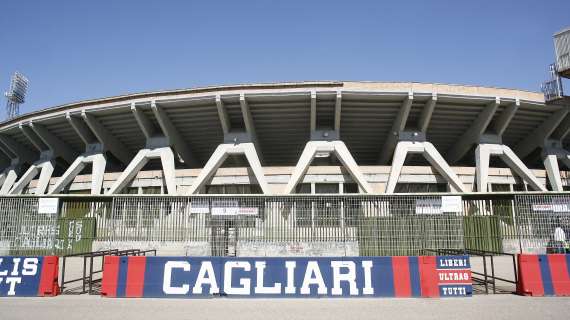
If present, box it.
[50,151,107,195]
[9,159,56,195]
[0,166,19,194]
[107,146,177,195]
[544,154,563,191]
[188,142,270,194]
[386,141,466,194]
[284,140,373,194]
[475,143,546,192]
[501,146,546,191]
[475,144,492,192]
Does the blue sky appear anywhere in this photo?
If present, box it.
[1,0,569,115]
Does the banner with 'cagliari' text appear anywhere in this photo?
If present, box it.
[101,255,472,298]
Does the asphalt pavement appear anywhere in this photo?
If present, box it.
[1,295,569,320]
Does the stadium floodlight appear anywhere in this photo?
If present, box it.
[4,71,29,120]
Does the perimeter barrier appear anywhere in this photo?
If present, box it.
[0,255,59,297]
[0,192,569,298]
[1,192,569,257]
[100,255,472,298]
[516,254,570,296]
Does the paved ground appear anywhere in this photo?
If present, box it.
[1,295,569,320]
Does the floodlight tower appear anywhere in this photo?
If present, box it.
[4,72,29,120]
[541,27,570,104]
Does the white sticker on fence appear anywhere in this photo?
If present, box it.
[37,198,59,214]
[238,207,259,216]
[532,204,553,212]
[211,200,259,216]
[211,200,239,216]
[190,200,210,214]
[441,196,462,213]
[415,199,442,214]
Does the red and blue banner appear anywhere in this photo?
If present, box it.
[101,255,472,298]
[0,256,59,297]
[517,254,570,296]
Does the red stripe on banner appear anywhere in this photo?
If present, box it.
[37,256,59,296]
[126,256,147,297]
[101,256,120,297]
[517,254,544,296]
[392,256,412,297]
[547,254,570,296]
[419,256,439,298]
[437,269,472,284]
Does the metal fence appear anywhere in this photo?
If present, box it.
[0,193,569,256]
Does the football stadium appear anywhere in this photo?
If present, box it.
[0,79,569,256]
[0,28,569,300]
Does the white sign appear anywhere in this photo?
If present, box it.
[532,204,553,212]
[211,200,239,216]
[532,201,570,213]
[211,200,259,216]
[441,196,462,213]
[37,198,59,215]
[190,200,209,214]
[238,207,259,216]
[212,206,240,216]
[415,199,442,214]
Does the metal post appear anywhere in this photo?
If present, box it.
[490,255,496,294]
[482,255,489,294]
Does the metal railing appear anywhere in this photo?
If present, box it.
[60,248,157,295]
[0,192,568,257]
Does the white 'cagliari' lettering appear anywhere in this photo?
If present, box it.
[285,261,296,294]
[223,261,251,295]
[192,261,219,294]
[254,261,281,294]
[300,261,327,295]
[163,261,190,294]
[331,261,358,295]
[362,261,374,295]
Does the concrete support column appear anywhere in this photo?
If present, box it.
[385,140,467,194]
[475,144,494,193]
[284,140,373,194]
[9,158,55,195]
[50,150,107,195]
[475,144,546,192]
[188,142,270,194]
[544,154,563,191]
[107,146,177,195]
[0,159,20,195]
[541,145,570,192]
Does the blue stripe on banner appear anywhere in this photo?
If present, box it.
[566,255,570,282]
[408,256,421,297]
[375,257,395,297]
[116,257,129,297]
[538,255,554,296]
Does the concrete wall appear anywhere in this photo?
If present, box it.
[237,241,359,257]
[92,241,210,256]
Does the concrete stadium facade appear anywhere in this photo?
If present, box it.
[0,81,569,195]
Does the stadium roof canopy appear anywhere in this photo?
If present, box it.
[0,81,565,171]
